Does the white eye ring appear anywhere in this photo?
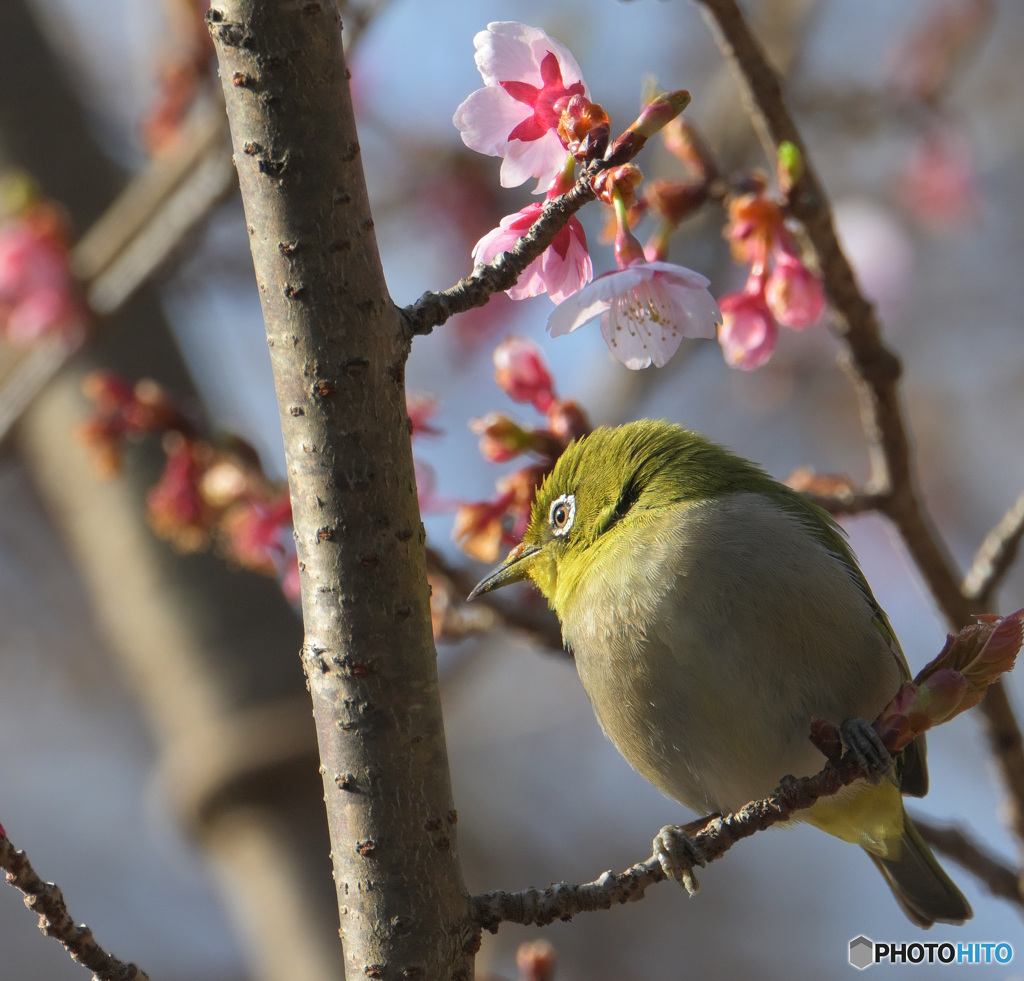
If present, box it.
[549,493,575,537]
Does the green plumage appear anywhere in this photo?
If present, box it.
[473,420,970,926]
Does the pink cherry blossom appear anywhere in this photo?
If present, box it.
[493,336,556,412]
[546,260,719,370]
[0,215,87,346]
[718,290,779,370]
[472,201,591,304]
[453,22,588,190]
[764,251,825,329]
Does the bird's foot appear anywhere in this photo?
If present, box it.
[840,717,894,784]
[653,818,712,897]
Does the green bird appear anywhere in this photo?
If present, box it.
[470,420,971,927]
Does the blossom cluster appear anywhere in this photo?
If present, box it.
[716,164,826,369]
[453,337,589,561]
[80,373,445,604]
[0,181,88,348]
[453,22,721,371]
[80,371,301,602]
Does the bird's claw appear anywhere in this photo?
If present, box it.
[653,823,706,896]
[841,717,894,784]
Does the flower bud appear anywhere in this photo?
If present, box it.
[645,179,709,226]
[517,940,557,981]
[546,399,590,444]
[765,252,825,329]
[493,337,556,412]
[605,90,690,166]
[718,290,778,370]
[593,163,643,209]
[470,413,531,463]
[557,94,610,162]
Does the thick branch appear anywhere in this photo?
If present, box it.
[693,0,1024,853]
[1,830,150,981]
[400,171,598,336]
[209,3,472,978]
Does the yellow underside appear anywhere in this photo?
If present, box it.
[802,779,905,859]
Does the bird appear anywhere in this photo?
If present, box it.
[469,419,971,927]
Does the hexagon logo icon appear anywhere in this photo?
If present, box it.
[849,936,874,970]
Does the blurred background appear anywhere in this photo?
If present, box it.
[1,0,1023,978]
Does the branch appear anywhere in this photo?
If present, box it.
[472,748,874,931]
[400,168,599,336]
[785,468,886,516]
[0,829,150,981]
[963,489,1024,608]
[693,0,1024,853]
[914,818,1024,909]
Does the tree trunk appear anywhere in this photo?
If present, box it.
[209,3,472,978]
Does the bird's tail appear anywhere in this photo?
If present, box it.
[866,811,972,928]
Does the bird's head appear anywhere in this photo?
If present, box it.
[468,420,753,609]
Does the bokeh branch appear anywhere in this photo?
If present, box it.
[1,828,150,981]
[0,98,234,443]
[693,0,1024,854]
[915,818,1024,909]
[964,489,1024,608]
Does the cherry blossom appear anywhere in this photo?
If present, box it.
[493,336,556,412]
[453,22,587,190]
[717,290,778,370]
[472,202,591,304]
[547,261,719,370]
[765,250,826,329]
[0,208,87,346]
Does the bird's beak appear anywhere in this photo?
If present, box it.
[467,541,542,600]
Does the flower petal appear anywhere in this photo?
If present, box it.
[545,268,645,336]
[454,86,532,157]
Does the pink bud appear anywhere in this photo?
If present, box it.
[517,940,557,981]
[470,412,532,463]
[765,252,825,329]
[493,337,556,413]
[718,290,778,370]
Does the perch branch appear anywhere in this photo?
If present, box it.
[0,829,150,981]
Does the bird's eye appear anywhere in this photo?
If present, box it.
[549,493,575,537]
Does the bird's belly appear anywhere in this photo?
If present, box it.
[562,495,905,815]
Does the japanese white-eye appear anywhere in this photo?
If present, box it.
[470,420,970,926]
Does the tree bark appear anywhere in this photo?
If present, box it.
[209,3,472,978]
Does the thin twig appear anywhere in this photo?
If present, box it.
[472,748,870,931]
[400,166,600,336]
[963,489,1024,608]
[914,818,1024,908]
[0,829,150,981]
[693,0,1024,856]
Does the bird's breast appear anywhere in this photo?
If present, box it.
[559,493,905,814]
